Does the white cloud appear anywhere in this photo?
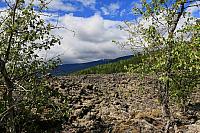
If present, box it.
[75,0,96,9]
[109,3,120,12]
[23,0,78,12]
[45,14,131,64]
[120,9,126,17]
[0,6,8,13]
[101,3,120,16]
[101,7,109,15]
[48,1,77,12]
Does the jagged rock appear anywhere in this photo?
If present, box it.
[186,120,200,133]
[50,74,200,132]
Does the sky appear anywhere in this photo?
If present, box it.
[0,0,199,64]
[42,0,138,64]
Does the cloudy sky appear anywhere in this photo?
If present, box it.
[0,0,199,64]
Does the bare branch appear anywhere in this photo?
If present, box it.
[0,105,14,122]
[4,0,12,9]
[184,3,200,10]
[14,82,32,92]
[151,14,165,26]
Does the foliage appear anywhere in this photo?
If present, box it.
[117,0,200,118]
[0,0,68,132]
[169,23,200,107]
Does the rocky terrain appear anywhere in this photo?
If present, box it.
[49,74,200,133]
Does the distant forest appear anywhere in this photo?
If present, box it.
[73,54,143,75]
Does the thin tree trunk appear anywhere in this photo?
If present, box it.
[0,59,16,133]
[161,2,185,132]
[0,1,19,132]
[159,80,170,118]
[5,79,15,133]
[161,87,170,118]
[2,0,19,131]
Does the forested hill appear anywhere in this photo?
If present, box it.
[73,54,143,75]
[51,55,135,76]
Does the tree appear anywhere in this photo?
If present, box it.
[116,0,199,131]
[0,0,67,132]
[169,21,200,111]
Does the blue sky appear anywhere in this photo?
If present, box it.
[0,0,199,63]
[53,0,139,21]
[40,0,199,20]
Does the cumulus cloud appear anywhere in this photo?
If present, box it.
[45,14,131,64]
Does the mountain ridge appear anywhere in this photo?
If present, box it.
[51,55,133,76]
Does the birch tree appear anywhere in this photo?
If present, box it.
[0,0,67,132]
[117,0,200,131]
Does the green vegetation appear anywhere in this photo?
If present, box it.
[0,0,199,132]
[73,55,143,75]
[0,1,67,132]
[116,0,200,131]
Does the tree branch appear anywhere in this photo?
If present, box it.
[184,4,200,10]
[5,0,19,62]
